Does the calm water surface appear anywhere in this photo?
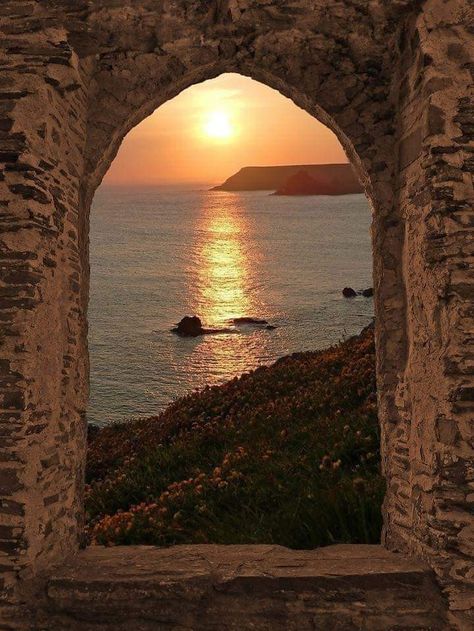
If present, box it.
[89,187,373,425]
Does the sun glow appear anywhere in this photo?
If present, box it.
[203,110,234,140]
[194,197,260,326]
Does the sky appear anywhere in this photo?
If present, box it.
[103,73,348,187]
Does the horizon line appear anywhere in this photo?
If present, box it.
[102,160,352,187]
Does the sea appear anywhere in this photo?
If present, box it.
[88,186,374,426]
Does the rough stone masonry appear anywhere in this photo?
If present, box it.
[0,1,472,629]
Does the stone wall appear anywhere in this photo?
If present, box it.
[0,1,472,629]
[41,545,450,630]
[0,2,91,624]
[381,5,474,628]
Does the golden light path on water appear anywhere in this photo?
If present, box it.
[198,207,250,324]
[190,193,266,373]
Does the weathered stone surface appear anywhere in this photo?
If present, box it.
[0,1,472,629]
[40,545,449,631]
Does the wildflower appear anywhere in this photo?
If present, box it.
[321,455,332,469]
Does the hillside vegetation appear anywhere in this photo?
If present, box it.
[86,324,384,548]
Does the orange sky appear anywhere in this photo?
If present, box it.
[104,73,348,187]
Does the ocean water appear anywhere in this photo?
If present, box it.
[88,187,374,426]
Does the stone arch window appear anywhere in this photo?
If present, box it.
[0,2,472,629]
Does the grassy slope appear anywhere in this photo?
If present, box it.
[86,324,384,548]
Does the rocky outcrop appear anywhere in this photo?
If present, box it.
[343,287,374,298]
[232,317,269,325]
[173,316,275,336]
[173,316,205,337]
[343,287,358,298]
[172,316,233,337]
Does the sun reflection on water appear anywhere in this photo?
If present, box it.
[194,195,260,327]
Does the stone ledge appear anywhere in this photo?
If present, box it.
[41,544,450,630]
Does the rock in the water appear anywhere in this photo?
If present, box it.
[173,316,204,337]
[362,287,374,298]
[233,317,269,325]
[173,316,236,337]
[343,287,357,298]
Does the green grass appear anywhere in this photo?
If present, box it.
[86,323,384,548]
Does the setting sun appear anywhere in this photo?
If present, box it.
[203,110,234,140]
[104,73,348,185]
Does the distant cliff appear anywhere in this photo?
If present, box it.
[273,170,326,196]
[212,163,363,195]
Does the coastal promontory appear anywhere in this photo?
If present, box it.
[213,163,363,195]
